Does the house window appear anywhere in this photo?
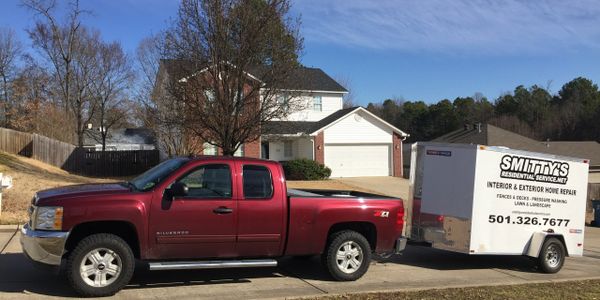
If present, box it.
[204,142,218,155]
[313,96,322,111]
[277,93,289,112]
[234,144,245,157]
[284,141,293,157]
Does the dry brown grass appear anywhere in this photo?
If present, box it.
[305,279,600,300]
[0,152,111,225]
[0,151,376,225]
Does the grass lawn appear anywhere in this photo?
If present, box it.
[0,151,110,224]
[306,280,600,300]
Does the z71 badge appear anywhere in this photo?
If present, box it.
[374,210,389,218]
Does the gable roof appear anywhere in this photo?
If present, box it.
[159,59,348,93]
[84,128,156,146]
[263,107,409,137]
[432,123,600,167]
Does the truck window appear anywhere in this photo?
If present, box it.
[243,165,274,199]
[176,164,232,198]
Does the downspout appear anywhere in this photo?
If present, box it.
[310,135,315,160]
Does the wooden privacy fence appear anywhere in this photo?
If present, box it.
[64,149,159,177]
[0,128,33,157]
[0,127,159,177]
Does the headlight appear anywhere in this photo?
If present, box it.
[34,206,63,231]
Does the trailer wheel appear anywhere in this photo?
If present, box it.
[538,237,565,273]
[322,230,371,281]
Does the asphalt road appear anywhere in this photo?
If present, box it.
[2,225,600,299]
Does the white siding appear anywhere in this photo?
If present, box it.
[267,138,313,161]
[278,92,343,122]
[296,138,314,159]
[323,110,392,144]
[268,141,286,161]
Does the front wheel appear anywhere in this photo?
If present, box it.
[322,230,371,281]
[538,237,566,273]
[66,233,135,297]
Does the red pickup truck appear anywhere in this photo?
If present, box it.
[20,157,405,297]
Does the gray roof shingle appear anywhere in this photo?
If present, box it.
[263,107,359,135]
[432,123,600,167]
[160,59,347,92]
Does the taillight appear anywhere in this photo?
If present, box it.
[396,210,404,231]
[437,215,444,223]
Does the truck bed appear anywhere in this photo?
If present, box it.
[287,188,395,199]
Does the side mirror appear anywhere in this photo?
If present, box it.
[169,182,188,198]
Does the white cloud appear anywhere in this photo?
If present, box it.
[296,0,600,55]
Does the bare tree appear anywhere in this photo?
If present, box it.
[89,40,134,151]
[158,0,304,156]
[24,0,90,145]
[334,75,356,108]
[0,28,22,126]
[134,34,202,156]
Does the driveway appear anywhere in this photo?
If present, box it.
[2,225,600,299]
[337,176,409,199]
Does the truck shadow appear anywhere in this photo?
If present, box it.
[0,247,539,298]
[376,245,538,272]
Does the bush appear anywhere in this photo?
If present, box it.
[282,159,331,180]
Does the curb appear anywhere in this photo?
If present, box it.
[289,276,600,300]
[0,225,19,230]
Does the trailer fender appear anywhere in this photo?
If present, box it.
[526,232,566,258]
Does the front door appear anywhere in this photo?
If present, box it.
[148,162,238,259]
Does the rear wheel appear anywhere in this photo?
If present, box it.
[66,233,135,297]
[322,230,371,281]
[538,237,566,273]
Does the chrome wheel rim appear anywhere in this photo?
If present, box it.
[545,244,561,268]
[336,241,363,274]
[80,248,122,287]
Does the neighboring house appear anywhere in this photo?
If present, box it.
[84,128,156,151]
[427,123,600,174]
[154,60,409,177]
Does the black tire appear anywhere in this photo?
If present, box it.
[538,237,566,274]
[322,230,371,281]
[66,233,135,297]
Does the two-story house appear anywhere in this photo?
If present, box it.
[155,60,409,177]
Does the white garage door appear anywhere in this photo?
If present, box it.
[324,144,391,177]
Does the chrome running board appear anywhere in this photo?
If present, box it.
[148,259,277,271]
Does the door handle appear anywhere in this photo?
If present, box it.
[213,206,233,214]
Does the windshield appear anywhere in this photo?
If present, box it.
[130,158,189,191]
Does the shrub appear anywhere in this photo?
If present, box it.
[282,159,332,180]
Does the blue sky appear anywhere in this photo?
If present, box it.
[1,0,599,104]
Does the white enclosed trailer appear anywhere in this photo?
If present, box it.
[408,142,589,273]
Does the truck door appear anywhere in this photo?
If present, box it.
[148,162,238,259]
[235,163,286,257]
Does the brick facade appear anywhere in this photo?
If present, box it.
[314,132,324,164]
[393,132,403,177]
[244,138,261,158]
